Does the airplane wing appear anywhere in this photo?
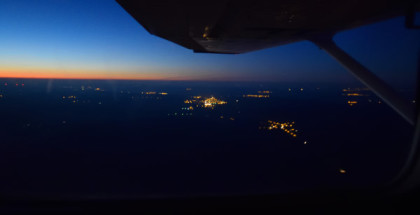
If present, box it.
[116,0,419,54]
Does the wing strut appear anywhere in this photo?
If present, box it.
[310,35,415,125]
[390,49,420,192]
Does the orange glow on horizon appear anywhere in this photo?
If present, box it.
[0,67,212,81]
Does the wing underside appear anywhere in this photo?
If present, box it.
[116,0,419,54]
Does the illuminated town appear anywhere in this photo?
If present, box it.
[203,96,227,108]
[347,101,358,106]
[342,87,381,106]
[141,91,168,95]
[264,120,298,138]
[62,95,78,103]
[243,90,271,98]
[243,94,270,98]
[168,96,228,117]
[184,96,227,108]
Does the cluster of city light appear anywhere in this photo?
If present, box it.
[243,90,271,98]
[346,93,363,96]
[142,91,156,95]
[266,120,297,137]
[141,91,168,95]
[342,88,371,106]
[347,101,358,106]
[243,94,270,98]
[62,95,78,103]
[62,96,76,99]
[203,97,227,108]
[183,96,226,108]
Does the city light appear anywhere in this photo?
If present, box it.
[140,91,168,96]
[266,120,298,137]
[342,88,373,106]
[62,95,78,103]
[257,91,271,94]
[143,91,156,95]
[243,90,271,98]
[179,96,227,116]
[243,94,270,98]
[347,101,357,106]
[201,97,227,108]
[346,93,362,96]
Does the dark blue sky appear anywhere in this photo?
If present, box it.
[0,0,419,84]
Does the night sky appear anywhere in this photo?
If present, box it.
[0,0,419,85]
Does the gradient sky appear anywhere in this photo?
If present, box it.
[0,0,419,84]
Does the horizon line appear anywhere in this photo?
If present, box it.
[0,76,330,83]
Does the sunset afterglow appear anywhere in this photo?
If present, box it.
[0,67,208,81]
